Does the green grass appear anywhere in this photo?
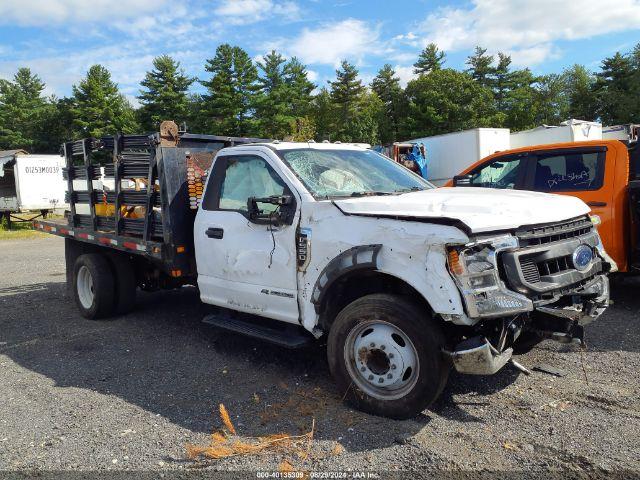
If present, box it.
[0,213,58,240]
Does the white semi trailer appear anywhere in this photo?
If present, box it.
[410,128,510,186]
[510,119,602,148]
[0,150,68,227]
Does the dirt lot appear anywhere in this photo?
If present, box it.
[1,236,639,478]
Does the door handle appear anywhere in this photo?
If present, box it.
[587,201,607,207]
[206,227,224,239]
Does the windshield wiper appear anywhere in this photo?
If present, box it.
[394,186,423,193]
[349,191,395,197]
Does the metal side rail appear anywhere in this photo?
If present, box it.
[33,219,164,257]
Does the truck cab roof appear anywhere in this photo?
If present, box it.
[222,141,371,152]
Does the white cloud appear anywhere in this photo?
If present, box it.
[306,69,319,82]
[393,65,417,88]
[414,0,640,65]
[0,0,167,26]
[0,0,216,98]
[214,0,300,25]
[508,44,560,68]
[288,19,380,66]
[0,44,205,100]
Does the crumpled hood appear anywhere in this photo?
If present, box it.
[333,187,590,233]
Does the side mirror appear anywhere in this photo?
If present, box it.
[453,174,473,187]
[247,195,293,225]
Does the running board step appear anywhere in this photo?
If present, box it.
[202,313,313,349]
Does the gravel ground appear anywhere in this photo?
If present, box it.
[0,236,639,478]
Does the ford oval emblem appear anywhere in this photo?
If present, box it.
[572,245,593,272]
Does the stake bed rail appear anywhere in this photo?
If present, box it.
[35,124,270,279]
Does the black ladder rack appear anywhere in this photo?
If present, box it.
[63,133,164,241]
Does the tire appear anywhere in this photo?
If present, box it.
[72,254,116,320]
[108,253,137,314]
[327,293,449,419]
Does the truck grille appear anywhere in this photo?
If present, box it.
[519,255,573,284]
[516,216,593,247]
[503,222,601,295]
[519,259,541,284]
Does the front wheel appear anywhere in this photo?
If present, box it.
[327,294,449,419]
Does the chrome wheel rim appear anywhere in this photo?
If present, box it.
[77,265,95,309]
[344,320,419,401]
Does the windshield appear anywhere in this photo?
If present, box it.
[280,148,432,198]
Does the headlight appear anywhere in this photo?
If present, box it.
[447,235,533,318]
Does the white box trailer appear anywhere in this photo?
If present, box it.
[0,150,68,226]
[602,124,639,143]
[410,128,510,186]
[510,119,602,149]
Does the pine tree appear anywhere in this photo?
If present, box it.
[36,96,75,152]
[311,87,334,141]
[371,64,406,143]
[283,57,315,118]
[491,53,513,112]
[594,50,639,124]
[562,65,597,120]
[466,46,495,88]
[350,91,383,145]
[71,65,137,138]
[535,73,570,125]
[413,43,446,75]
[201,44,259,136]
[0,68,47,150]
[502,68,539,131]
[283,57,316,139]
[255,50,289,138]
[329,60,366,141]
[138,55,193,131]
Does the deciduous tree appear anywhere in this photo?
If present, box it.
[405,68,496,137]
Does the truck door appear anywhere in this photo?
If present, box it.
[194,153,300,323]
[523,146,614,252]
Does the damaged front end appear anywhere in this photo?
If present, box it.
[444,216,612,376]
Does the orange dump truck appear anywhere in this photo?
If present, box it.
[448,139,640,273]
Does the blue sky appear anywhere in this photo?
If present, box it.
[1,0,639,106]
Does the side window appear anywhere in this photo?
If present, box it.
[217,156,286,213]
[533,151,605,192]
[470,157,522,189]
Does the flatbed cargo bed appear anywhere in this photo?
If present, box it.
[35,123,269,279]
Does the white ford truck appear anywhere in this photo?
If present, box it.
[37,126,613,419]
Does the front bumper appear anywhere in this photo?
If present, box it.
[447,273,609,375]
[535,274,609,326]
[445,337,513,375]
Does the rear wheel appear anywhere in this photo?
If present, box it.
[327,294,449,419]
[73,254,115,319]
